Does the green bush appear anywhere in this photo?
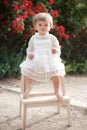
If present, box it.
[52,0,87,74]
[0,45,24,78]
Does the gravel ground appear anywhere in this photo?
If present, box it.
[0,75,87,130]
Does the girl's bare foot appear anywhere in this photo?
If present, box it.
[56,94,63,102]
[23,91,29,99]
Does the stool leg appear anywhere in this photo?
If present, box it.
[19,98,22,117]
[57,103,60,114]
[60,77,66,96]
[23,104,27,130]
[67,100,72,126]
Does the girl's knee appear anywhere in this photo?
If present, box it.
[52,76,59,82]
[24,75,32,82]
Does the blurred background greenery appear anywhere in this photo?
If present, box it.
[0,0,87,78]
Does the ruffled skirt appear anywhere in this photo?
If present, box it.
[20,49,66,82]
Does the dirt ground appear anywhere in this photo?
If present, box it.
[0,75,87,130]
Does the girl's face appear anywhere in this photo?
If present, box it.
[34,20,51,35]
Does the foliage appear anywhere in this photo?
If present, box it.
[65,60,87,74]
[51,0,87,74]
[0,0,87,78]
[52,0,87,33]
[0,45,24,78]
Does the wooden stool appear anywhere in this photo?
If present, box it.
[19,75,72,130]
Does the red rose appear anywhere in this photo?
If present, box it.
[49,0,54,5]
[58,26,65,33]
[53,10,59,18]
[0,14,4,19]
[14,5,20,11]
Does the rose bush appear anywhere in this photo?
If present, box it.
[0,0,69,52]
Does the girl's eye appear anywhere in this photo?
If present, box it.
[45,24,48,26]
[38,24,48,27]
[38,24,42,26]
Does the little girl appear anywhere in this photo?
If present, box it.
[20,13,66,100]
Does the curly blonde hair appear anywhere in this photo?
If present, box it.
[33,13,53,28]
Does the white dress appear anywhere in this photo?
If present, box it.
[20,32,66,82]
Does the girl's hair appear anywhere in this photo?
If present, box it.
[33,13,53,28]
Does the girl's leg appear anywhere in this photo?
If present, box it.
[52,76,63,101]
[23,75,32,99]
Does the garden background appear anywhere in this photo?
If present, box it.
[0,0,87,78]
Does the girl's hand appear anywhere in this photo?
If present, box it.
[52,48,57,54]
[28,54,34,60]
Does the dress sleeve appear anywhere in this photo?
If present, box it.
[26,35,34,55]
[51,34,61,56]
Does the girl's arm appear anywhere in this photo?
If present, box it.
[26,36,34,55]
[26,35,35,60]
[51,35,61,56]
